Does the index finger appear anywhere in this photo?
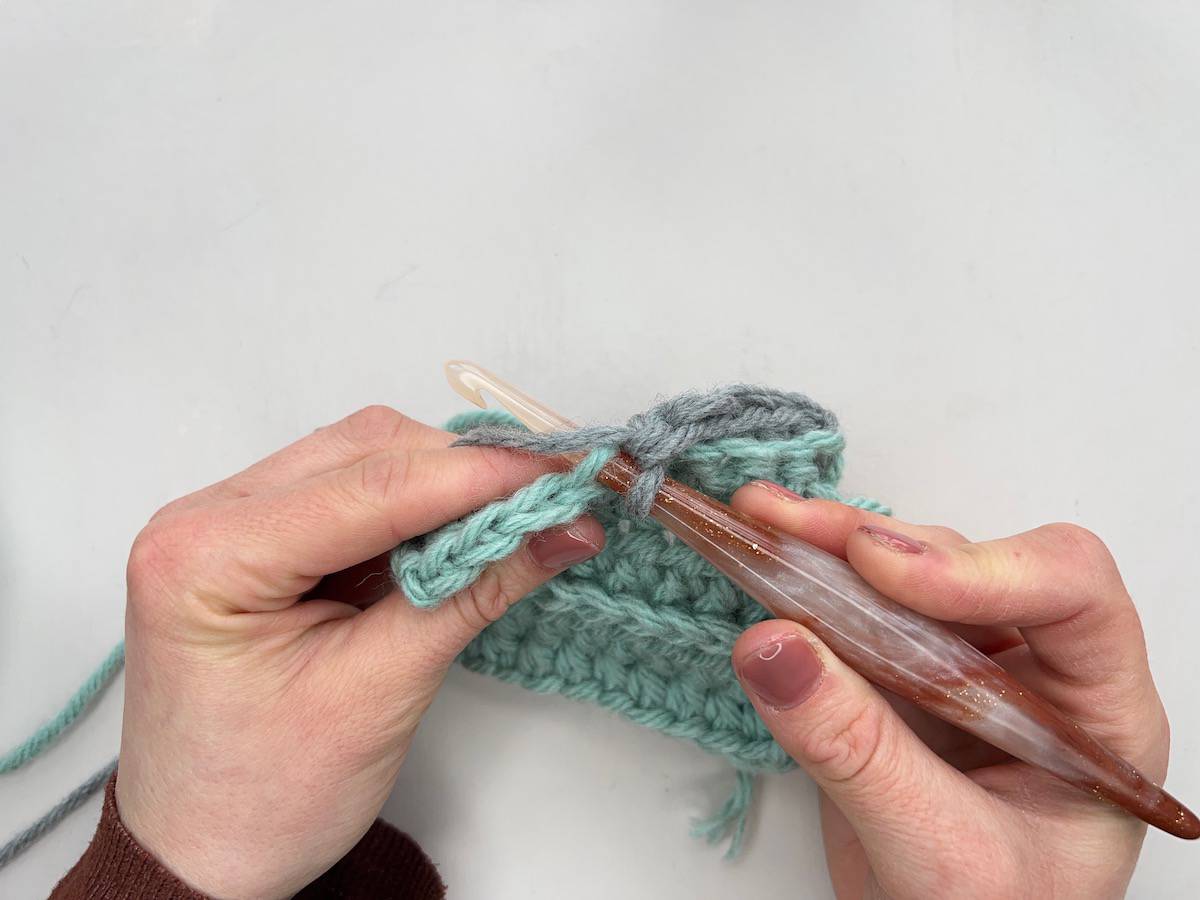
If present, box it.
[851,524,1168,776]
[155,405,450,518]
[841,521,1146,686]
[731,481,970,555]
[192,444,567,609]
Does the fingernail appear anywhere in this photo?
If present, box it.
[858,524,927,554]
[528,525,601,571]
[738,637,823,709]
[752,480,806,502]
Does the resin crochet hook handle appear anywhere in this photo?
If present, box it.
[444,361,1200,840]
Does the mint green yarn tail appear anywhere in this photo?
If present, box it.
[691,769,756,859]
[0,642,125,871]
[0,641,125,773]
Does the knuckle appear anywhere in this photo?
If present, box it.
[460,447,526,506]
[1036,522,1113,568]
[341,405,410,445]
[1036,522,1124,597]
[148,497,187,522]
[356,450,413,512]
[800,701,893,789]
[924,524,967,545]
[126,522,186,602]
[940,545,1010,619]
[453,567,517,634]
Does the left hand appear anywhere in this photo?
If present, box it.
[116,406,604,898]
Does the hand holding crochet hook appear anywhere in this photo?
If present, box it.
[443,360,1197,898]
[37,361,1192,900]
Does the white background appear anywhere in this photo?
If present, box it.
[2,1,1198,897]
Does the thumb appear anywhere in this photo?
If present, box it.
[424,514,607,654]
[733,619,1004,891]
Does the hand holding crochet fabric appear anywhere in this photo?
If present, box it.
[730,481,1168,899]
[113,406,605,899]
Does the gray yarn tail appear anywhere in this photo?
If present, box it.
[0,758,117,870]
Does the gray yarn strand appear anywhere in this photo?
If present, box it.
[454,384,838,516]
[0,758,116,869]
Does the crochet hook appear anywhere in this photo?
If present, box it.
[443,360,1199,841]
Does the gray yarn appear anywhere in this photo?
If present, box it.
[454,384,839,516]
[0,758,116,869]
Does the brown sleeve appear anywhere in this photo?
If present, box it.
[51,774,446,900]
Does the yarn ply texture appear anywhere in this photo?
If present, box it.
[0,761,117,869]
[0,646,124,870]
[0,642,124,775]
[391,386,886,853]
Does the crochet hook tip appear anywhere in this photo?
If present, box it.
[443,359,578,434]
[444,360,489,409]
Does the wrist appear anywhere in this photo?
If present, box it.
[114,767,303,900]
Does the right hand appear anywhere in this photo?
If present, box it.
[729,482,1173,899]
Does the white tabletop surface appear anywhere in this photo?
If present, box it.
[2,2,1198,897]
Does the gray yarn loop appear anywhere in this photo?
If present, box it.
[453,384,838,517]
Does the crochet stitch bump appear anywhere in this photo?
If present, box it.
[390,387,887,854]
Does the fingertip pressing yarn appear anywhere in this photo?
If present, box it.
[390,385,887,856]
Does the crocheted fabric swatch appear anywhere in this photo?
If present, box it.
[390,387,887,853]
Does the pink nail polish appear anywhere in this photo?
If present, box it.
[857,524,927,554]
[528,525,601,570]
[738,637,823,709]
[752,480,806,502]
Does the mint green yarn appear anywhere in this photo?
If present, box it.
[0,642,124,868]
[391,408,887,854]
[0,641,125,774]
[394,447,616,607]
[692,769,756,857]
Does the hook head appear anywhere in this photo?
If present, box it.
[444,360,490,409]
[441,359,578,433]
